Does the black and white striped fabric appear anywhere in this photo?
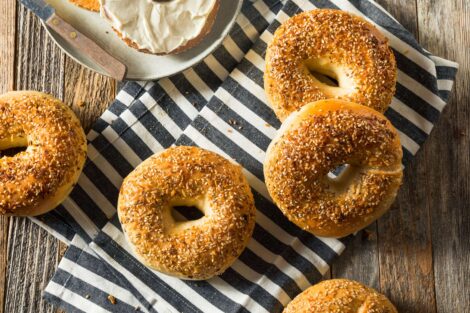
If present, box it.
[42,0,287,311]
[42,0,458,312]
[31,0,285,244]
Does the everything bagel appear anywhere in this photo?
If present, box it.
[118,146,256,280]
[283,279,398,313]
[0,91,87,216]
[264,100,403,238]
[265,9,397,121]
[69,0,100,11]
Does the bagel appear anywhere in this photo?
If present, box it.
[264,100,403,238]
[100,0,220,55]
[283,279,398,313]
[264,9,397,122]
[117,146,256,280]
[0,91,87,216]
[69,0,100,12]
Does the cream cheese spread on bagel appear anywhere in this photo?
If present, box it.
[100,0,219,55]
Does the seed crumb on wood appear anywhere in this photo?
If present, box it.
[362,229,376,241]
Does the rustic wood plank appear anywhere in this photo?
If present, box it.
[5,219,61,313]
[0,1,17,313]
[0,0,16,94]
[4,4,66,313]
[332,3,434,312]
[331,224,380,290]
[0,218,7,313]
[64,58,117,131]
[417,0,470,312]
[4,3,116,311]
[371,1,438,312]
[377,164,437,312]
[376,0,419,38]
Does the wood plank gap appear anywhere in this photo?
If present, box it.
[416,0,470,311]
[374,1,437,312]
[5,5,67,312]
[0,0,18,312]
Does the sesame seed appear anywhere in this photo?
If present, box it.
[264,101,403,237]
[118,146,256,279]
[0,92,87,216]
[264,9,396,122]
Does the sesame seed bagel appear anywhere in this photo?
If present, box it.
[283,279,398,313]
[69,0,100,12]
[264,100,403,238]
[117,146,256,280]
[264,9,397,122]
[0,91,87,216]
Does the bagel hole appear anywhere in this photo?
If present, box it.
[0,137,28,158]
[326,164,363,194]
[327,164,349,179]
[0,146,27,157]
[171,206,205,222]
[309,69,339,87]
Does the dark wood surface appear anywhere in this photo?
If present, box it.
[0,1,468,312]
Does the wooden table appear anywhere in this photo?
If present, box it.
[0,1,468,312]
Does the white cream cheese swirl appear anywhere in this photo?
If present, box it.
[100,0,218,54]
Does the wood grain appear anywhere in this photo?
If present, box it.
[332,2,438,312]
[3,5,66,313]
[64,58,117,131]
[0,0,16,94]
[1,2,117,311]
[331,224,380,290]
[417,0,470,312]
[375,1,438,311]
[0,0,16,312]
[376,0,419,38]
[311,0,422,302]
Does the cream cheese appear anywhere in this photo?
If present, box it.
[100,0,218,54]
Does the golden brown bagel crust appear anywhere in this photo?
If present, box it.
[69,0,100,12]
[114,0,220,55]
[118,146,256,280]
[265,9,397,121]
[0,91,87,216]
[283,279,398,313]
[264,100,403,237]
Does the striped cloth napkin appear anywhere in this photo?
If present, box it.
[38,0,458,312]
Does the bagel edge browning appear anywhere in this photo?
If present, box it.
[117,146,256,280]
[264,100,403,238]
[0,91,87,217]
[283,279,398,313]
[264,9,397,122]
